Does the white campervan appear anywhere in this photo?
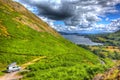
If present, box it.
[7,62,21,73]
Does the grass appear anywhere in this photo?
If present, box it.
[22,56,110,80]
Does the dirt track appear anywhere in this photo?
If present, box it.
[0,56,46,80]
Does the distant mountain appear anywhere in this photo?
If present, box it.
[59,31,92,36]
[0,0,112,80]
[59,32,81,35]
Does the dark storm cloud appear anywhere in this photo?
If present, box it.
[36,3,74,20]
[17,0,75,20]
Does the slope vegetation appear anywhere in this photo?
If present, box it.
[0,0,112,79]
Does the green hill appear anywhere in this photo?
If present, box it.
[86,30,120,59]
[88,31,120,46]
[0,0,113,79]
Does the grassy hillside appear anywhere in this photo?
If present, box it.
[86,31,120,60]
[88,31,120,46]
[0,0,113,79]
[79,31,120,79]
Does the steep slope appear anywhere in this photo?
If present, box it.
[0,0,112,79]
[0,0,59,36]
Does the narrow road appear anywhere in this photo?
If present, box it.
[0,56,46,80]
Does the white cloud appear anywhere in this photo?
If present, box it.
[14,0,120,33]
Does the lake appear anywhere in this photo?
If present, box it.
[62,34,103,46]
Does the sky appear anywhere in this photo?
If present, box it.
[14,0,120,34]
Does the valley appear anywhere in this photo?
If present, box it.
[61,31,120,79]
[0,0,119,80]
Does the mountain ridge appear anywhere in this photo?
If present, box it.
[0,0,60,37]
